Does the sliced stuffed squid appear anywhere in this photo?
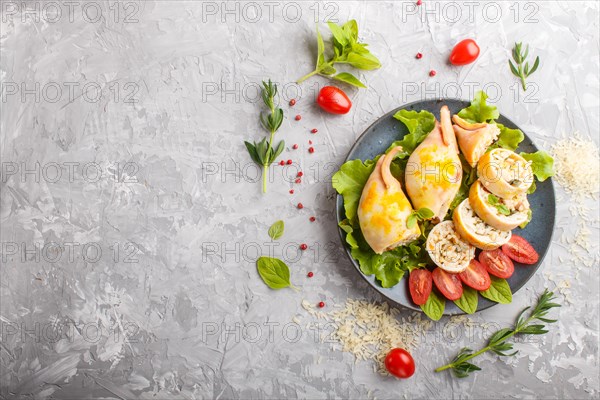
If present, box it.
[358,146,421,254]
[452,115,500,167]
[404,106,463,221]
[477,148,534,198]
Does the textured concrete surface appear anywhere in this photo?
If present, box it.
[1,1,599,399]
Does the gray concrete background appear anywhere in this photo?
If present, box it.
[1,1,599,399]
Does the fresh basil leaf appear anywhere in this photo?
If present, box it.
[493,123,525,151]
[320,64,337,76]
[520,150,555,182]
[332,158,377,221]
[244,141,261,164]
[406,213,418,229]
[458,91,500,123]
[342,19,358,42]
[421,289,445,321]
[454,286,478,314]
[268,220,284,240]
[316,24,325,67]
[480,277,513,304]
[417,207,435,219]
[346,51,381,70]
[327,21,348,47]
[256,256,293,289]
[487,194,511,216]
[332,72,366,88]
[449,155,477,214]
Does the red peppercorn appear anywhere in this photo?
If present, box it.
[300,243,308,250]
[416,0,422,5]
[297,203,303,209]
[292,144,298,150]
[416,52,423,59]
[289,189,294,194]
[295,115,301,121]
[429,70,436,77]
[309,216,316,222]
[307,272,314,278]
[308,147,315,153]
[318,301,325,308]
[295,178,301,184]
[289,99,296,106]
[286,159,292,165]
[311,128,318,134]
[297,171,303,177]
[279,160,285,166]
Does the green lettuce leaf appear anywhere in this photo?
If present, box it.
[493,123,525,151]
[386,109,436,156]
[520,150,555,182]
[458,91,499,123]
[331,158,376,221]
[449,155,477,216]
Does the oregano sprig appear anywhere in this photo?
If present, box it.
[509,42,540,91]
[244,80,285,193]
[297,20,381,88]
[435,289,561,378]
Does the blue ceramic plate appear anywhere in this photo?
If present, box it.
[336,98,555,315]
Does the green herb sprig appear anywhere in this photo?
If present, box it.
[406,207,435,229]
[509,42,540,91]
[244,80,285,193]
[297,20,381,88]
[436,289,561,378]
[487,194,511,216]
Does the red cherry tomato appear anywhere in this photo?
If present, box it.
[316,86,352,114]
[479,249,514,279]
[449,39,480,66]
[385,348,415,379]
[459,260,491,291]
[502,235,539,265]
[432,268,463,301]
[409,269,433,305]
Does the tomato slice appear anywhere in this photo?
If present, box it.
[502,235,539,265]
[316,86,352,114]
[409,269,433,305]
[432,268,463,301]
[449,39,480,66]
[479,249,514,279]
[459,260,491,290]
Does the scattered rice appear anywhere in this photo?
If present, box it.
[551,133,600,199]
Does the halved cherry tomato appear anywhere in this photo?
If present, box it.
[459,260,491,291]
[502,235,539,265]
[385,348,415,379]
[449,39,480,66]
[432,268,463,301]
[316,86,352,114]
[409,269,433,305]
[479,249,514,279]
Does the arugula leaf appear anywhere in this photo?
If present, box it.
[256,256,295,290]
[332,158,376,221]
[268,220,284,240]
[480,276,512,304]
[333,72,366,88]
[494,123,525,151]
[454,286,479,314]
[386,110,436,155]
[487,194,511,216]
[520,150,555,181]
[421,289,445,321]
[458,91,499,123]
